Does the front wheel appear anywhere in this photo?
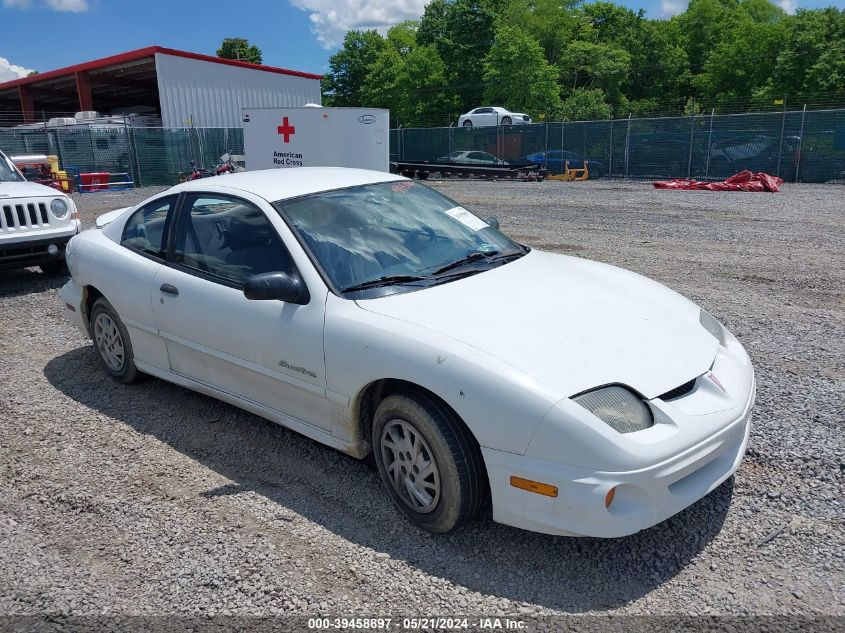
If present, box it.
[373,392,486,533]
[90,297,140,384]
[462,120,473,128]
[500,116,512,125]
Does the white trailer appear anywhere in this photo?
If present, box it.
[242,107,389,172]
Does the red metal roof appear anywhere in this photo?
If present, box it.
[0,45,322,90]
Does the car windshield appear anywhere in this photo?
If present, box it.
[0,154,24,182]
[274,181,525,295]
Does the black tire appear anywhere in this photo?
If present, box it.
[40,260,67,277]
[89,297,140,384]
[372,391,486,533]
[462,120,473,128]
[501,116,512,125]
[418,171,430,180]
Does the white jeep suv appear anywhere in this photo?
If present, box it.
[0,149,80,276]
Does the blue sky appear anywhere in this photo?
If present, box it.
[1,0,844,81]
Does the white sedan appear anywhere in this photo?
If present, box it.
[60,168,755,537]
[458,107,532,127]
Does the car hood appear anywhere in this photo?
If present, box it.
[0,180,64,198]
[356,250,717,400]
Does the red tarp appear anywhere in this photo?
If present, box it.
[653,170,784,192]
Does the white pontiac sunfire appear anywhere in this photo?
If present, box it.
[60,168,755,537]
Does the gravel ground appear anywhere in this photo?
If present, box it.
[0,179,843,618]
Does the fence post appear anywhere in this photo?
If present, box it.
[687,111,695,179]
[544,122,549,156]
[448,122,453,158]
[795,104,807,184]
[560,119,564,154]
[705,108,715,180]
[128,124,138,187]
[624,113,631,179]
[608,118,613,177]
[776,96,786,177]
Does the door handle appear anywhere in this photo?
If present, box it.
[160,283,179,296]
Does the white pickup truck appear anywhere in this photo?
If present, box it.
[0,149,80,275]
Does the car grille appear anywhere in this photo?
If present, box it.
[659,378,697,401]
[1,200,51,233]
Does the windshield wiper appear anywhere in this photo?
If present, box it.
[432,249,528,277]
[341,274,432,293]
[432,250,500,276]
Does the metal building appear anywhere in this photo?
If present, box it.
[0,46,322,128]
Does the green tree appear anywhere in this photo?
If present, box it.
[763,8,845,97]
[694,16,785,106]
[322,30,385,106]
[482,25,561,118]
[418,0,502,110]
[216,38,262,64]
[558,40,631,105]
[501,0,581,66]
[361,23,458,125]
[560,88,612,120]
[397,46,460,125]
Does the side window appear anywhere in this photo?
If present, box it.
[121,197,175,259]
[174,194,292,285]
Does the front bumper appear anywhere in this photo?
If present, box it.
[483,378,755,538]
[0,223,79,271]
[59,277,88,336]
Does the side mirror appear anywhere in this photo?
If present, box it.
[485,216,500,230]
[243,271,310,304]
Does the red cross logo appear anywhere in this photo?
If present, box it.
[277,117,296,143]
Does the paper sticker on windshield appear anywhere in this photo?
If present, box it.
[445,207,488,231]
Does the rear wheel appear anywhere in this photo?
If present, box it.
[90,297,140,384]
[373,392,485,533]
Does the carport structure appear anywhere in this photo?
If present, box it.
[0,46,322,127]
[1,48,164,122]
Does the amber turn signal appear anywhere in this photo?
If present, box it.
[605,486,617,508]
[510,476,558,498]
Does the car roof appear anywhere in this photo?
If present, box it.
[168,167,404,202]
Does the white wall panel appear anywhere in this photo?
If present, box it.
[155,53,321,128]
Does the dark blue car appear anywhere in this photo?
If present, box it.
[524,150,605,177]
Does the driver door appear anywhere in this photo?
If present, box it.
[151,192,331,431]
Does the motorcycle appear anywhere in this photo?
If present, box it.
[188,152,242,181]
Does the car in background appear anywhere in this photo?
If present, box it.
[0,149,80,276]
[458,107,531,128]
[708,134,845,183]
[60,167,754,538]
[524,150,605,178]
[435,151,508,166]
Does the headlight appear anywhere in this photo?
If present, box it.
[699,309,726,346]
[573,385,654,434]
[51,198,69,218]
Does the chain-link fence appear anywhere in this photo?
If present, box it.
[2,108,843,186]
[393,108,845,183]
[0,125,243,187]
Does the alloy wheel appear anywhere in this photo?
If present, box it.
[94,313,125,372]
[380,419,441,513]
